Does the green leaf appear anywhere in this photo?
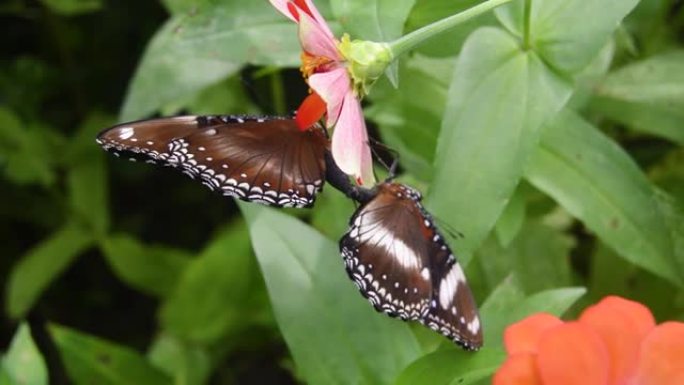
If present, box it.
[590,50,684,145]
[2,324,48,385]
[68,154,109,236]
[367,55,454,179]
[121,1,301,120]
[161,0,214,15]
[0,367,10,385]
[525,110,682,286]
[428,27,572,262]
[310,187,356,239]
[240,204,421,385]
[331,0,415,43]
[495,0,640,73]
[481,277,585,349]
[50,324,172,385]
[494,186,526,247]
[509,221,574,293]
[147,334,211,385]
[39,0,102,15]
[160,224,256,343]
[0,107,24,152]
[2,122,60,187]
[100,235,191,298]
[395,347,505,385]
[6,223,94,319]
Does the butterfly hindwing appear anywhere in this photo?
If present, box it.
[97,115,328,208]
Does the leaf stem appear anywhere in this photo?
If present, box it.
[523,0,532,49]
[387,0,515,58]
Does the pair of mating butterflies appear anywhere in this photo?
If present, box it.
[97,115,482,350]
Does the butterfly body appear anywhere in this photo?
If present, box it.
[97,115,329,208]
[340,182,483,350]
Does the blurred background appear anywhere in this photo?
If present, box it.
[1,0,684,384]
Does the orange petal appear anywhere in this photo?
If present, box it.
[295,92,327,130]
[504,313,563,355]
[633,322,684,385]
[537,322,609,385]
[493,354,543,385]
[579,296,655,384]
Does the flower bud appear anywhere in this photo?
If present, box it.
[338,34,392,96]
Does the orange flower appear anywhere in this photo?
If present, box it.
[493,296,684,385]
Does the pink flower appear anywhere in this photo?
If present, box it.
[270,0,374,185]
[493,296,684,385]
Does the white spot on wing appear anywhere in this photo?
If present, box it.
[119,126,134,140]
[356,220,421,269]
[439,263,466,309]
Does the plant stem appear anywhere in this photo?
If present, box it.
[387,0,515,58]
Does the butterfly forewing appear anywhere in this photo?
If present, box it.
[340,183,482,350]
[97,115,328,208]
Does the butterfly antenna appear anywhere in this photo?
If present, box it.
[367,137,400,181]
[433,216,465,240]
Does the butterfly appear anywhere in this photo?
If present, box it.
[339,182,483,350]
[96,115,345,208]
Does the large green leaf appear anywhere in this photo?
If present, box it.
[160,224,257,343]
[366,55,454,179]
[590,50,684,145]
[121,1,301,120]
[240,204,420,385]
[1,324,48,385]
[50,325,171,385]
[395,348,505,385]
[526,110,682,286]
[330,0,415,42]
[100,235,191,298]
[428,27,571,262]
[495,0,640,73]
[493,185,526,247]
[6,223,94,319]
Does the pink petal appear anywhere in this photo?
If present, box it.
[269,0,297,22]
[298,0,335,40]
[297,8,341,60]
[308,67,350,126]
[331,91,375,185]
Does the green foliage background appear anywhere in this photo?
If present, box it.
[1,0,684,384]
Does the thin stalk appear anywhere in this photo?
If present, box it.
[387,0,515,58]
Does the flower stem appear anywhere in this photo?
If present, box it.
[387,0,515,58]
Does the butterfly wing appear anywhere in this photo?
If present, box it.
[339,183,482,350]
[420,225,483,350]
[97,115,328,208]
[340,184,433,320]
